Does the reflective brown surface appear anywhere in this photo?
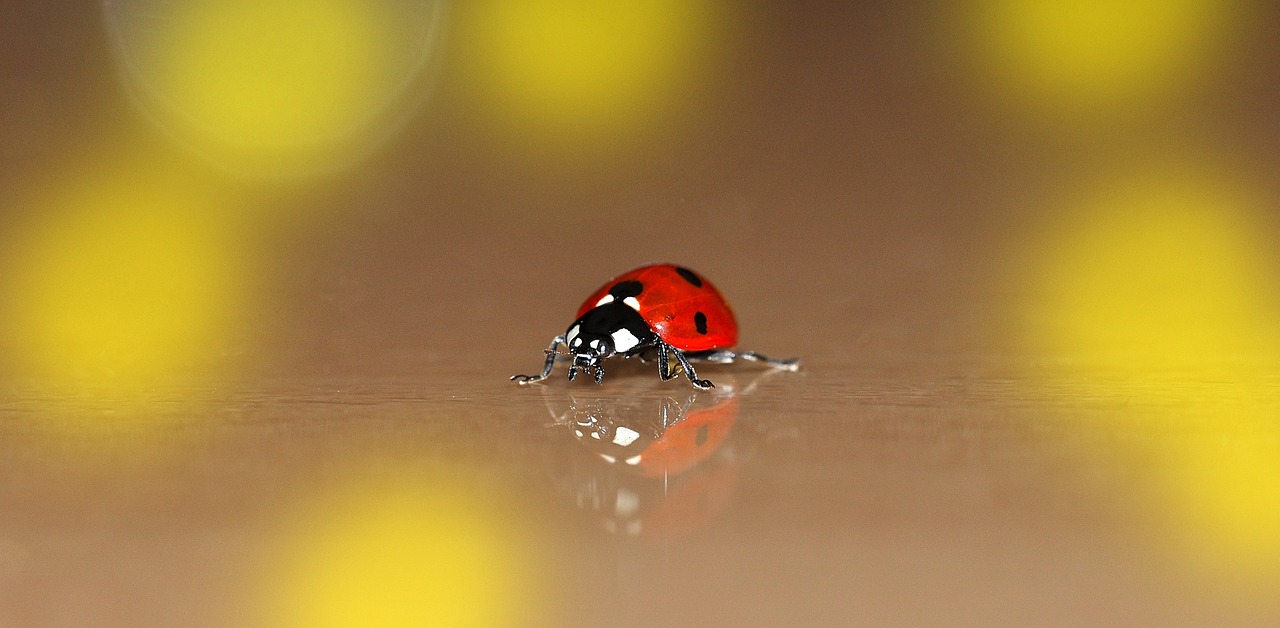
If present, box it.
[4,3,1280,627]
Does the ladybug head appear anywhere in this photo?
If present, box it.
[562,301,653,386]
[566,333,613,385]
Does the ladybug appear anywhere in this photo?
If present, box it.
[511,263,798,389]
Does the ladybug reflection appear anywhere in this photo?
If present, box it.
[556,392,740,541]
[513,263,799,389]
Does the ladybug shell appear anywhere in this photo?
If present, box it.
[575,264,739,353]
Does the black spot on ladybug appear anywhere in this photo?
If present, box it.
[695,424,709,446]
[609,280,643,299]
[694,311,708,335]
[675,267,703,288]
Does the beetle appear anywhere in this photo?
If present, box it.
[511,263,798,389]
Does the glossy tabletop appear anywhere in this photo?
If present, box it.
[3,3,1280,627]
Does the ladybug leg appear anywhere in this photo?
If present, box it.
[511,335,566,385]
[656,341,677,381]
[657,340,714,390]
[698,350,801,371]
[673,348,715,390]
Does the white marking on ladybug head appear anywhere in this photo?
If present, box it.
[612,426,640,446]
[623,296,641,310]
[565,324,581,347]
[595,294,614,307]
[610,328,640,353]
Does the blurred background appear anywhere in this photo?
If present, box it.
[2,1,1280,626]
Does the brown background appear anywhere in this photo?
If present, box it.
[2,3,1280,626]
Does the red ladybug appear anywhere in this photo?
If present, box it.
[512,263,798,389]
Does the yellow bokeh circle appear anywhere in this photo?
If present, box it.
[1019,170,1280,376]
[961,0,1235,110]
[455,0,724,152]
[251,475,544,628]
[105,0,445,175]
[0,162,244,393]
